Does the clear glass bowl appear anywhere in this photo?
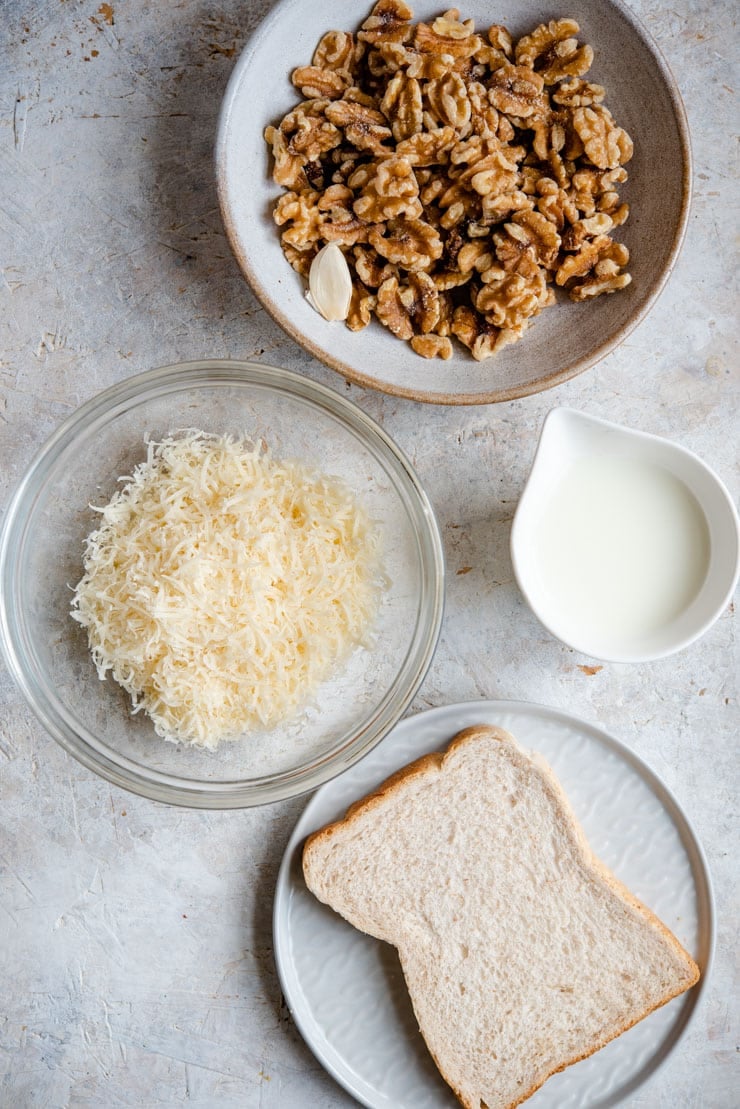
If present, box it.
[0,361,444,808]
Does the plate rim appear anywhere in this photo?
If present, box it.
[216,0,693,406]
[273,698,715,1108]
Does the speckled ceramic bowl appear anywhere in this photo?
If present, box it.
[216,0,691,404]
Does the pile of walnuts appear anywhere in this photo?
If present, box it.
[264,2,634,361]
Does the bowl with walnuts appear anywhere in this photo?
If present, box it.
[217,0,690,404]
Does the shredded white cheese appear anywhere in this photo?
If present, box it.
[71,431,386,748]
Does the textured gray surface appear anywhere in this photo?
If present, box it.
[0,1,737,1107]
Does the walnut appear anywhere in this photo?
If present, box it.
[352,156,423,221]
[437,181,479,229]
[451,305,508,360]
[352,245,398,287]
[481,189,533,223]
[530,117,567,162]
[474,23,513,72]
[457,239,492,273]
[570,167,628,216]
[279,100,342,158]
[474,265,548,329]
[515,19,594,84]
[358,0,414,45]
[432,10,477,41]
[535,177,578,229]
[376,275,415,339]
[322,219,379,246]
[451,302,486,344]
[273,189,322,250]
[514,208,561,267]
[346,281,376,330]
[560,210,622,252]
[265,100,342,189]
[438,223,465,267]
[369,217,443,269]
[381,72,423,141]
[417,174,447,208]
[453,145,520,198]
[318,182,354,209]
[500,209,561,269]
[572,106,633,169]
[562,119,586,161]
[599,196,629,228]
[424,72,471,131]
[292,66,352,100]
[448,133,484,168]
[552,77,605,108]
[579,212,615,238]
[520,165,542,196]
[281,242,317,278]
[398,270,441,332]
[432,290,455,335]
[264,125,304,189]
[370,41,414,75]
[436,178,472,214]
[403,48,453,80]
[556,234,629,287]
[300,159,325,191]
[433,269,473,290]
[415,15,482,60]
[569,271,631,299]
[487,64,547,119]
[569,169,598,214]
[491,225,554,286]
[328,150,365,187]
[465,218,493,237]
[487,24,513,57]
[411,333,453,358]
[319,184,379,245]
[313,31,363,74]
[467,82,509,141]
[473,42,507,71]
[396,125,456,165]
[343,87,382,109]
[547,147,574,189]
[324,98,393,154]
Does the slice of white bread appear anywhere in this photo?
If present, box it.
[302,724,700,1109]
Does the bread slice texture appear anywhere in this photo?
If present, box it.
[302,724,700,1109]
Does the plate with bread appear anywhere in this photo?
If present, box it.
[274,699,713,1108]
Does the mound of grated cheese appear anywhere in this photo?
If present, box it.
[71,431,386,748]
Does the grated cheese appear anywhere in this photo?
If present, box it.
[71,431,386,748]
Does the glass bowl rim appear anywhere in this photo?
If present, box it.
[0,359,445,808]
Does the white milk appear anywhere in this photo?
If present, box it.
[532,454,711,649]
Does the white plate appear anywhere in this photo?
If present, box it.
[273,700,714,1108]
[216,0,691,404]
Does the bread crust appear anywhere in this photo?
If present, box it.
[302,724,700,1109]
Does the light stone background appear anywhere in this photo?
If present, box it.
[0,1,737,1106]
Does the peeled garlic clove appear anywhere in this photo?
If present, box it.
[307,242,353,321]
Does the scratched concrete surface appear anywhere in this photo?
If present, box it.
[0,1,738,1106]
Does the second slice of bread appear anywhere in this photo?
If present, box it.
[302,724,700,1109]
